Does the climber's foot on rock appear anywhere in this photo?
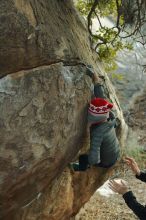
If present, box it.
[68,163,80,171]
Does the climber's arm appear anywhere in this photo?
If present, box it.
[94,83,107,99]
[85,65,107,99]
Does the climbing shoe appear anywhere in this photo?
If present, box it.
[69,162,89,172]
[69,163,80,171]
[68,154,89,172]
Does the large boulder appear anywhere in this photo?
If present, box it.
[0,0,127,219]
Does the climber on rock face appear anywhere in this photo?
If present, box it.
[71,65,120,171]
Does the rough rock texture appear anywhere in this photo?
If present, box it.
[126,88,146,148]
[0,0,95,77]
[0,1,127,219]
[111,44,146,111]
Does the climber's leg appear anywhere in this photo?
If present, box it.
[79,154,89,170]
[69,154,89,171]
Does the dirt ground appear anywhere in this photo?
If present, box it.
[75,170,146,220]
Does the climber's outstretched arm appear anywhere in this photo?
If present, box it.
[86,65,106,99]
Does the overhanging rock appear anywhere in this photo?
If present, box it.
[0,0,127,219]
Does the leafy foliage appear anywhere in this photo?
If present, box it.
[76,0,145,72]
[76,0,93,15]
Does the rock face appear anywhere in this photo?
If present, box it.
[126,88,146,147]
[111,44,146,110]
[0,0,95,77]
[0,1,127,219]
